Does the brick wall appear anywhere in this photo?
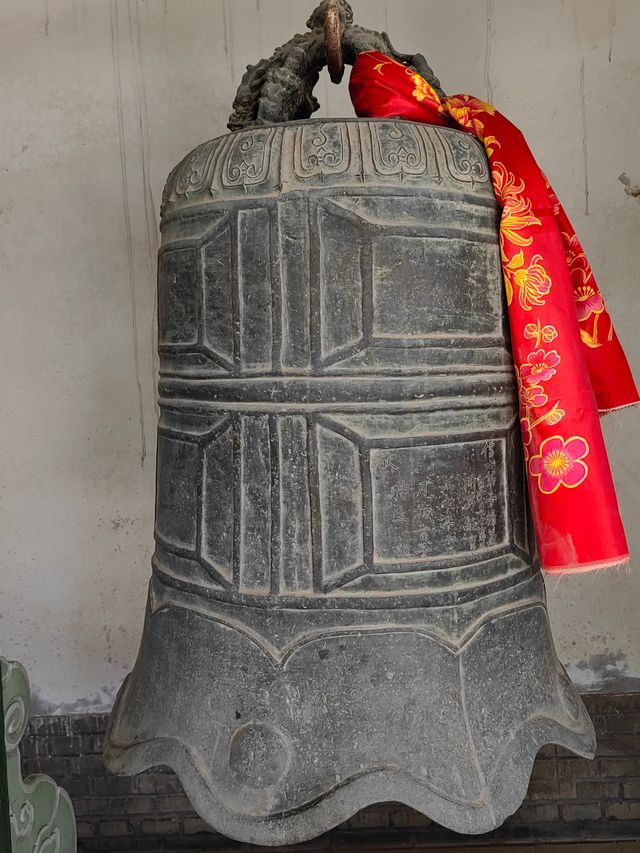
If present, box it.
[20,694,640,852]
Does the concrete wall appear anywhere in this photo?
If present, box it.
[1,0,639,713]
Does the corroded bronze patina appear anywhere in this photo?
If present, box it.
[105,3,595,846]
[228,0,444,132]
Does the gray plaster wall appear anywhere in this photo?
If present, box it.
[1,0,638,713]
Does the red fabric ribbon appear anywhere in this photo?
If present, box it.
[350,50,638,574]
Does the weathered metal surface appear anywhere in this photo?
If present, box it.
[104,120,596,846]
[227,0,444,131]
[323,0,345,84]
[2,657,77,852]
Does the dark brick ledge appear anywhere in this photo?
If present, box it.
[20,694,640,851]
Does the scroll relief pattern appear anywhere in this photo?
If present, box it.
[161,121,491,216]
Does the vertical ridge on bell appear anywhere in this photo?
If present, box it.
[201,421,235,583]
[316,423,365,588]
[238,414,272,594]
[202,224,235,367]
[158,247,199,348]
[155,434,199,552]
[277,415,314,594]
[237,208,272,372]
[269,412,281,597]
[277,197,312,373]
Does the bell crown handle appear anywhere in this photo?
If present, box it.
[228,0,444,132]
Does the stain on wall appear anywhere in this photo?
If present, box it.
[619,172,640,199]
[568,651,640,694]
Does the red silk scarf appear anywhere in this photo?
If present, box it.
[350,50,638,574]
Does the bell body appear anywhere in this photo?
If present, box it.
[105,119,595,845]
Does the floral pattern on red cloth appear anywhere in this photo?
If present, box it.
[529,436,590,495]
[349,50,639,574]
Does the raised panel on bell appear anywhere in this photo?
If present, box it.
[237,209,273,372]
[202,226,235,366]
[372,235,503,341]
[316,203,366,362]
[370,440,508,564]
[277,416,313,594]
[155,435,199,551]
[277,198,312,372]
[200,424,235,583]
[314,425,365,588]
[158,248,199,346]
[238,415,272,594]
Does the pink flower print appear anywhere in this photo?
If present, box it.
[528,435,589,495]
[525,385,548,408]
[520,349,561,386]
[517,371,548,410]
[574,286,605,323]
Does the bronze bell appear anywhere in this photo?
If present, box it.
[104,1,595,844]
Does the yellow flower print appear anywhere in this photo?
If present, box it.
[492,162,526,203]
[501,199,541,248]
[484,135,501,158]
[446,94,496,116]
[525,320,558,347]
[444,96,496,141]
[580,328,603,349]
[492,163,542,249]
[411,73,440,104]
[503,250,552,311]
[544,405,566,426]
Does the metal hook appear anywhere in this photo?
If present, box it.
[324,0,345,84]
